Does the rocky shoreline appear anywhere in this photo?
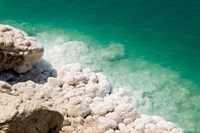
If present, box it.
[0,25,183,133]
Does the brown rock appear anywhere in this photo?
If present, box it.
[0,93,63,133]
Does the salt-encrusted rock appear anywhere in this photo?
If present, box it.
[63,117,72,126]
[85,83,99,98]
[144,123,156,133]
[90,102,108,116]
[84,115,95,127]
[47,77,64,88]
[95,116,118,131]
[0,81,11,93]
[66,97,91,118]
[61,126,75,132]
[71,116,85,128]
[57,64,111,97]
[0,93,63,133]
[115,103,139,124]
[0,24,44,73]
[105,129,115,133]
[82,127,101,133]
[90,100,114,116]
[95,73,111,97]
[129,114,184,133]
[105,112,122,124]
[118,123,130,133]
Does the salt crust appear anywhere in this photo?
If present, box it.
[0,63,183,133]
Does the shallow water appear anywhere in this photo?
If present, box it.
[0,0,200,132]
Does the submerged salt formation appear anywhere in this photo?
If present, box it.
[0,25,43,73]
[4,63,183,133]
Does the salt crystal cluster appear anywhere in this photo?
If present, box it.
[0,25,43,73]
[7,63,183,133]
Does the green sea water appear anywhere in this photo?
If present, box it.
[0,0,200,132]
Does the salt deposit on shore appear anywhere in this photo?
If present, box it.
[0,24,43,73]
[0,24,183,133]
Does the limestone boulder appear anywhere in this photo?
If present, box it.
[0,93,63,133]
[0,24,44,73]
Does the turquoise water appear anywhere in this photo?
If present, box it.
[0,0,200,132]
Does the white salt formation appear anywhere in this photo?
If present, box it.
[5,63,183,133]
[0,25,43,73]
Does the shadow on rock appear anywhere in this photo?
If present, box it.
[0,59,57,85]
